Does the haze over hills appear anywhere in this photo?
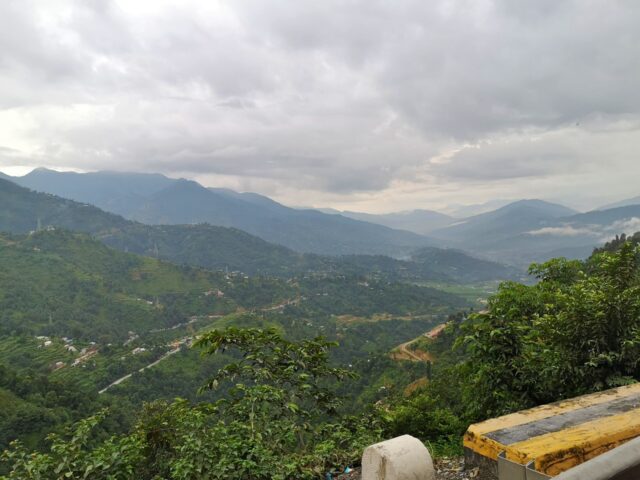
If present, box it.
[598,195,640,211]
[9,169,435,256]
[429,200,640,265]
[432,199,578,241]
[13,168,175,217]
[442,199,516,218]
[337,209,454,235]
[6,169,640,268]
[0,177,515,282]
[427,200,585,264]
[0,176,304,275]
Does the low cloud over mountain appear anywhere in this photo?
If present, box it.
[1,1,640,211]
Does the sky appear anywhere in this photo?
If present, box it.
[0,0,639,213]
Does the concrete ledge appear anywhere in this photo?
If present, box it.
[362,434,435,480]
[554,436,640,480]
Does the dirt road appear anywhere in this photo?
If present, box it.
[98,347,181,394]
[390,322,447,362]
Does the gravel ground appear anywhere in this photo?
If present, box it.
[335,457,479,479]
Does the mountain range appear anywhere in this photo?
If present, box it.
[338,209,454,235]
[10,169,433,257]
[5,168,640,267]
[0,177,516,283]
[598,195,640,211]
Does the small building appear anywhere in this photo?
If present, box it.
[52,361,65,371]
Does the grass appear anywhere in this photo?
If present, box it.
[335,313,438,325]
[426,435,465,458]
[416,281,499,307]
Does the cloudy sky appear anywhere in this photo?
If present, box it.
[1,0,639,213]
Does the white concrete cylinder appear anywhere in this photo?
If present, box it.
[362,434,435,480]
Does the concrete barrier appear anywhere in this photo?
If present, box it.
[464,383,640,478]
[361,434,435,480]
[553,435,640,480]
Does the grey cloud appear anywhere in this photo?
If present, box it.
[432,122,640,181]
[0,1,640,207]
[528,217,640,242]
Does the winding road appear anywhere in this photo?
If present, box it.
[391,322,447,362]
[98,347,181,394]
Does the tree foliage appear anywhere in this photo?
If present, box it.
[1,328,383,479]
[458,242,640,417]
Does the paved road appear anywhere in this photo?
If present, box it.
[98,347,181,394]
[392,322,447,362]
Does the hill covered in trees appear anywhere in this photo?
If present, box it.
[0,228,469,461]
[8,169,436,256]
[4,240,640,478]
[0,178,517,282]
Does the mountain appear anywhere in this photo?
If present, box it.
[409,247,521,283]
[338,209,454,235]
[0,178,516,282]
[565,204,640,226]
[0,177,309,275]
[8,170,435,256]
[432,199,578,243]
[598,195,640,210]
[13,168,174,217]
[0,177,130,234]
[431,200,640,266]
[430,200,583,265]
[443,199,515,218]
[128,179,435,255]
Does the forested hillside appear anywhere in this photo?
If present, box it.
[4,241,640,479]
[0,230,291,340]
[0,178,516,282]
[8,170,436,256]
[0,228,470,464]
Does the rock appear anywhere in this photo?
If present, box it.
[362,434,435,480]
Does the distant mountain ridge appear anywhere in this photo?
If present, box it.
[598,195,640,211]
[10,169,435,256]
[9,169,639,268]
[429,200,640,265]
[338,209,454,235]
[431,199,578,244]
[0,177,516,282]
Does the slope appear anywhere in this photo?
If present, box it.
[429,199,584,264]
[0,177,306,276]
[8,170,436,256]
[598,195,640,210]
[0,229,285,341]
[12,168,174,217]
[0,178,516,282]
[0,177,130,234]
[339,209,454,235]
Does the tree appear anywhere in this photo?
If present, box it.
[1,327,382,479]
[457,243,640,419]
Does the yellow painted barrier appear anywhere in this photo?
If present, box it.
[464,383,640,478]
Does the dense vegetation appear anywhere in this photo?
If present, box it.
[1,328,384,479]
[0,230,289,341]
[0,178,518,282]
[3,238,640,477]
[386,240,640,452]
[5,174,639,477]
[0,228,467,465]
